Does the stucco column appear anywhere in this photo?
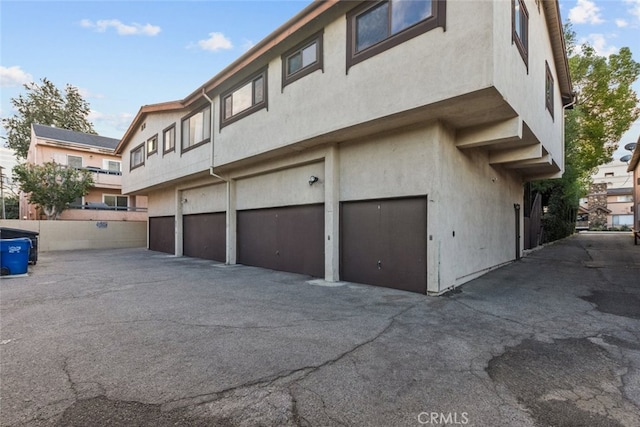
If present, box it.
[175,189,184,256]
[226,179,237,265]
[324,145,340,281]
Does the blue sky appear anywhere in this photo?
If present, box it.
[1,0,639,159]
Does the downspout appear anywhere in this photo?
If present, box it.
[202,88,235,265]
[201,88,227,183]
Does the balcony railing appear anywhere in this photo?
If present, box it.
[68,203,147,212]
[77,166,122,176]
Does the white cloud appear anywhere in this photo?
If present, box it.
[197,32,233,52]
[0,65,33,87]
[583,34,617,56]
[89,110,135,133]
[241,39,256,52]
[81,19,161,36]
[625,0,640,21]
[569,0,604,24]
[615,19,628,27]
[77,87,105,99]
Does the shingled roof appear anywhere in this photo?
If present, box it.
[32,124,120,151]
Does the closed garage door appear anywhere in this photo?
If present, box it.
[237,204,324,277]
[341,197,427,294]
[183,212,225,262]
[149,216,175,254]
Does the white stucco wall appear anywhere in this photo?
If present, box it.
[492,0,565,166]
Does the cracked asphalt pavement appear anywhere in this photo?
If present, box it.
[1,232,639,426]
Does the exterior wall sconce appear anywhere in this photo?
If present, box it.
[309,176,319,186]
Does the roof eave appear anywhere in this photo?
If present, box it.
[543,1,574,106]
[627,134,640,172]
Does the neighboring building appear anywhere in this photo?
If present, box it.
[578,159,634,229]
[628,135,640,236]
[21,124,147,221]
[116,0,573,295]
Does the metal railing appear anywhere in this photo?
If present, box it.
[68,203,147,212]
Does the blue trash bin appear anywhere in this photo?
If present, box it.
[1,238,32,276]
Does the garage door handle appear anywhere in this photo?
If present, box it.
[377,260,382,270]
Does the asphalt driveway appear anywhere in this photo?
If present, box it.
[1,233,639,426]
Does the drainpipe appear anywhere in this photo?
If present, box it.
[202,88,235,265]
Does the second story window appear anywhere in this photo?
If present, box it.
[181,105,211,152]
[545,61,554,119]
[282,31,323,88]
[347,0,446,70]
[130,143,145,170]
[163,124,176,154]
[147,134,158,156]
[103,160,122,172]
[513,0,528,66]
[67,155,83,168]
[221,69,268,128]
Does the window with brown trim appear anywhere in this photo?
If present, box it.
[221,69,268,128]
[545,61,554,119]
[282,31,323,89]
[513,0,528,67]
[147,134,158,157]
[130,142,145,170]
[346,0,446,71]
[181,105,211,153]
[163,124,176,155]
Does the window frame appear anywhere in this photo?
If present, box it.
[147,134,158,157]
[163,123,176,155]
[67,154,83,168]
[220,68,269,129]
[346,0,446,71]
[181,104,211,154]
[545,61,554,119]
[103,194,129,210]
[512,0,529,68]
[281,30,324,89]
[102,159,121,172]
[130,142,145,171]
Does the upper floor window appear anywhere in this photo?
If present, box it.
[346,0,446,70]
[147,134,158,156]
[513,0,528,66]
[130,143,145,170]
[67,155,83,168]
[163,124,176,155]
[282,31,323,88]
[545,61,554,119]
[181,105,211,152]
[103,160,121,172]
[221,69,268,128]
[104,194,129,210]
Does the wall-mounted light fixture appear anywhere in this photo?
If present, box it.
[309,175,319,186]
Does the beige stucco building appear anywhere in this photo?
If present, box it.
[21,124,147,221]
[116,0,573,294]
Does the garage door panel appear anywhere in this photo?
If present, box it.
[237,210,277,270]
[183,213,225,262]
[238,205,324,277]
[341,197,427,294]
[149,216,175,254]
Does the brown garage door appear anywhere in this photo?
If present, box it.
[183,212,225,262]
[237,204,324,277]
[341,197,427,294]
[149,216,175,254]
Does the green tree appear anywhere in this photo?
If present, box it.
[1,78,96,159]
[534,26,640,241]
[13,162,94,220]
[2,195,19,219]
